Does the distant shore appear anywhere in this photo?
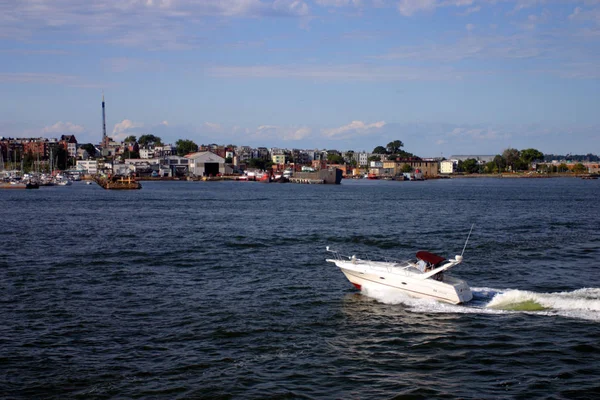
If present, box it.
[447,173,596,179]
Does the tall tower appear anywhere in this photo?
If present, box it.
[102,92,107,145]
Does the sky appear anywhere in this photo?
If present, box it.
[1,0,599,157]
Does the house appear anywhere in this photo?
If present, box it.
[440,160,455,174]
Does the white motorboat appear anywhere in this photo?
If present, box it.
[326,229,474,304]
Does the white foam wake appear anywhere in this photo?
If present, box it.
[360,283,600,321]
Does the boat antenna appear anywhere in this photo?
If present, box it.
[461,224,474,257]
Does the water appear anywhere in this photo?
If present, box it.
[1,178,599,399]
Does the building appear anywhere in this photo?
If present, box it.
[448,155,495,164]
[187,151,228,177]
[272,154,286,165]
[440,160,455,174]
[76,160,98,175]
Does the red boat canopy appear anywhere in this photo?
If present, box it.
[416,251,446,266]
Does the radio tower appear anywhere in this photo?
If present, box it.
[102,91,107,146]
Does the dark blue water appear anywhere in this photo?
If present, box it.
[1,178,599,399]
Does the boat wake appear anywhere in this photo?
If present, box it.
[360,284,600,322]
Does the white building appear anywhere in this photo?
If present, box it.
[76,160,98,175]
[440,160,455,174]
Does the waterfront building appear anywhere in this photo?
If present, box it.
[76,160,98,175]
[440,160,455,174]
[187,151,228,177]
[272,154,286,165]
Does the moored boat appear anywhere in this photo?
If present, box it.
[94,174,141,190]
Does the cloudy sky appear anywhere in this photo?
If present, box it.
[1,0,599,157]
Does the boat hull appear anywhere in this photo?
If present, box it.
[334,262,472,304]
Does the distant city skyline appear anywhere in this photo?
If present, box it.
[1,0,599,157]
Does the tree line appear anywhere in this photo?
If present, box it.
[456,148,588,174]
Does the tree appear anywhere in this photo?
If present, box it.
[344,150,355,163]
[248,158,266,170]
[225,156,233,164]
[327,153,344,164]
[502,148,521,171]
[520,148,544,165]
[55,147,69,170]
[138,134,163,147]
[558,163,569,173]
[493,155,506,172]
[572,163,586,174]
[372,146,387,154]
[400,164,412,173]
[484,161,497,174]
[386,140,404,155]
[462,158,479,174]
[175,139,198,156]
[367,155,381,162]
[80,143,97,158]
[124,135,137,143]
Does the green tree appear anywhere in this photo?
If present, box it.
[225,156,233,164]
[502,148,521,171]
[558,163,569,173]
[55,147,69,170]
[462,158,479,174]
[124,135,137,143]
[175,139,198,156]
[520,148,544,164]
[23,151,35,173]
[400,164,412,173]
[138,134,163,147]
[372,146,387,154]
[493,155,506,172]
[248,158,266,170]
[368,155,381,162]
[327,153,344,164]
[572,163,586,174]
[484,161,497,174]
[80,143,97,158]
[386,140,404,154]
[344,150,355,163]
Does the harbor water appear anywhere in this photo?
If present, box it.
[1,178,599,399]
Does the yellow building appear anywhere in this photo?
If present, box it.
[272,154,286,165]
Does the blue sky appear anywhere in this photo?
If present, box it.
[1,0,599,157]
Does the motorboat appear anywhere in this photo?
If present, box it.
[326,248,472,304]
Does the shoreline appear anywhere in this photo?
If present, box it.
[445,173,595,179]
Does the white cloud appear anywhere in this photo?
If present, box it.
[252,124,313,140]
[569,6,600,24]
[322,120,386,138]
[315,0,362,6]
[460,5,481,15]
[466,23,475,31]
[0,72,102,88]
[203,122,223,131]
[397,0,437,16]
[206,63,463,81]
[448,126,510,140]
[0,0,311,50]
[397,0,474,16]
[43,121,85,134]
[161,120,169,126]
[112,119,143,140]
